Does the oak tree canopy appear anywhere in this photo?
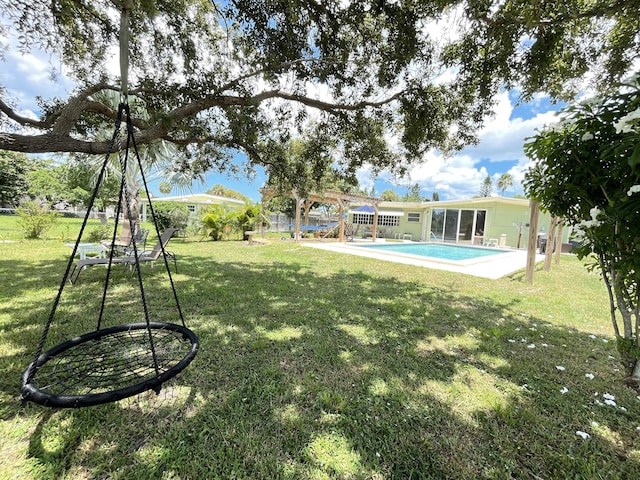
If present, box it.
[1,0,638,184]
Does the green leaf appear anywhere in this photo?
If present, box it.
[628,141,640,173]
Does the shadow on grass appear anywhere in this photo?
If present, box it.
[1,245,638,479]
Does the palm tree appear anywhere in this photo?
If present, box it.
[74,90,204,228]
[497,173,514,196]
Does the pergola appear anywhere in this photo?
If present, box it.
[259,188,381,242]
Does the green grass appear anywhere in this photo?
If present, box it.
[1,218,639,479]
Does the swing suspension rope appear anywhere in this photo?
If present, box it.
[20,5,198,409]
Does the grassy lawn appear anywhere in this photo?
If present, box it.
[1,217,639,479]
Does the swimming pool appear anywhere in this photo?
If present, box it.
[303,241,534,279]
[353,242,507,263]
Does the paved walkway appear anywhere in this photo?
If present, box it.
[301,242,545,279]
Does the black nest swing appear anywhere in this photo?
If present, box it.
[20,7,198,408]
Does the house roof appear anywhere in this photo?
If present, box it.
[152,193,245,206]
[377,196,530,210]
[260,187,379,206]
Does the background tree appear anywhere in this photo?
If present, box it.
[2,1,638,188]
[432,192,440,201]
[26,160,69,205]
[380,189,400,202]
[524,74,640,386]
[263,128,343,196]
[402,183,425,202]
[497,173,514,196]
[63,159,121,211]
[206,184,251,203]
[479,175,493,197]
[0,150,33,207]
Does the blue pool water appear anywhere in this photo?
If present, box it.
[354,243,505,262]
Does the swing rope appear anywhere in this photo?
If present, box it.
[20,4,198,408]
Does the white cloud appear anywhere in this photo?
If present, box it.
[2,33,74,115]
[374,90,561,200]
[468,91,559,162]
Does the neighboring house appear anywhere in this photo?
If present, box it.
[349,197,568,249]
[141,193,245,222]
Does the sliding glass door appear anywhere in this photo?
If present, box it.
[430,208,487,243]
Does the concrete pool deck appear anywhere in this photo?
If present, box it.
[302,242,545,279]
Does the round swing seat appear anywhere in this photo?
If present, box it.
[21,322,198,408]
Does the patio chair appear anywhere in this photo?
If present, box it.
[123,228,149,255]
[101,223,148,255]
[71,228,178,283]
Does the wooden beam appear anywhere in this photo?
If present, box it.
[554,219,564,265]
[543,216,558,271]
[525,200,540,283]
[337,198,350,242]
[372,206,379,242]
[293,191,303,242]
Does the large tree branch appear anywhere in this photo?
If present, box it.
[0,98,51,128]
[0,86,403,154]
[1,82,113,132]
[163,89,402,127]
[0,132,116,154]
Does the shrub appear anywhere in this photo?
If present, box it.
[15,201,58,239]
[152,202,190,231]
[86,225,111,243]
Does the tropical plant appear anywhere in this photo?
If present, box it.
[201,205,238,241]
[524,73,640,386]
[71,90,205,227]
[236,204,261,239]
[497,173,514,195]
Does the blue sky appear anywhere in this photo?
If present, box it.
[1,30,563,204]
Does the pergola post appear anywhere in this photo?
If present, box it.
[293,191,304,242]
[543,216,558,271]
[260,189,275,238]
[304,200,312,225]
[337,198,347,242]
[525,200,540,283]
[554,219,564,265]
[372,205,379,242]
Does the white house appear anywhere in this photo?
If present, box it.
[141,193,246,222]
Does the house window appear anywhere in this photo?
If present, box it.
[352,213,374,225]
[352,213,399,227]
[407,212,420,223]
[187,204,196,213]
[377,215,400,227]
